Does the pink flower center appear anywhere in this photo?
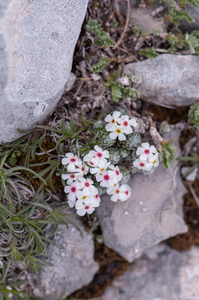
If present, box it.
[81,167,85,171]
[123,121,128,127]
[90,161,94,165]
[140,163,145,167]
[104,175,109,181]
[95,195,99,199]
[125,191,129,195]
[85,182,90,187]
[70,158,76,162]
[97,153,102,158]
[71,187,76,193]
[85,205,89,210]
[144,149,150,154]
[70,174,75,178]
[116,170,119,175]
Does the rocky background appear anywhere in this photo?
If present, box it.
[1,0,199,300]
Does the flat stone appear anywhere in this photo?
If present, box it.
[102,244,199,300]
[0,0,88,144]
[96,129,187,262]
[124,54,199,107]
[34,218,99,300]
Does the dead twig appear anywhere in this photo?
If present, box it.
[187,180,199,207]
[73,81,84,99]
[115,0,130,48]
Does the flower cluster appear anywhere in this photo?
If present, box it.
[133,142,159,171]
[62,145,131,216]
[105,111,137,141]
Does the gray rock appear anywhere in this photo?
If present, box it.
[34,219,99,300]
[96,129,187,262]
[124,54,199,107]
[0,0,88,144]
[180,5,199,32]
[102,244,199,300]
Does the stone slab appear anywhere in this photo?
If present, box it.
[124,54,199,107]
[0,0,88,144]
[102,244,199,300]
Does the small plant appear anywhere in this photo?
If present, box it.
[139,47,159,59]
[91,58,111,73]
[61,111,162,216]
[189,103,199,131]
[86,20,116,47]
[159,139,176,170]
[150,0,197,24]
[104,70,140,103]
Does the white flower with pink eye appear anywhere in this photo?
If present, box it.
[76,162,89,176]
[62,173,79,185]
[96,170,114,188]
[90,159,111,175]
[136,142,157,161]
[83,151,96,167]
[105,111,121,131]
[76,202,95,216]
[120,184,131,201]
[62,153,82,171]
[91,145,109,165]
[108,165,123,183]
[148,152,159,168]
[107,184,123,202]
[64,182,83,201]
[109,126,126,141]
[133,158,153,171]
[118,115,137,134]
[78,177,98,195]
[93,194,101,207]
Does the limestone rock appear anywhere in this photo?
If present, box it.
[34,219,99,300]
[102,244,199,300]
[0,0,88,144]
[96,129,187,262]
[124,54,199,107]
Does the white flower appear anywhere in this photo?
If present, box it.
[92,194,101,207]
[105,111,121,131]
[76,162,89,176]
[133,158,153,171]
[109,126,126,141]
[75,190,94,206]
[96,170,115,188]
[136,142,157,161]
[83,151,96,167]
[107,183,131,202]
[76,203,95,216]
[78,177,98,195]
[148,152,159,168]
[90,159,111,175]
[107,184,122,202]
[108,165,123,183]
[62,172,79,185]
[62,153,82,171]
[120,184,131,201]
[118,115,137,134]
[64,182,84,201]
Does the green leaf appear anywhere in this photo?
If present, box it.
[139,47,159,59]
